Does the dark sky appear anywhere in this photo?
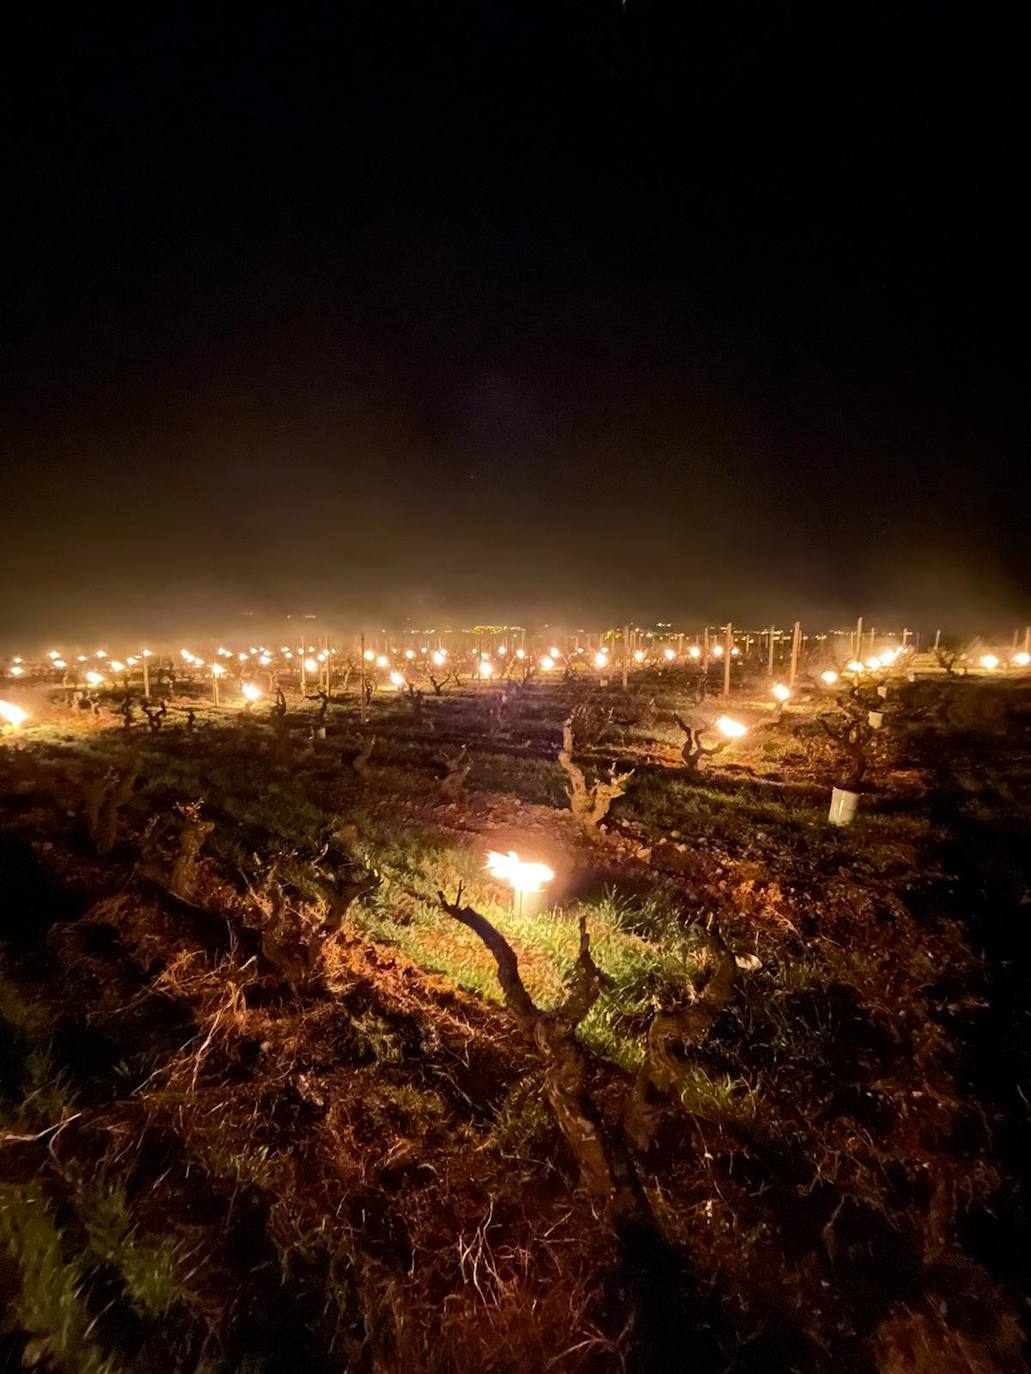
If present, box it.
[1,2,1025,641]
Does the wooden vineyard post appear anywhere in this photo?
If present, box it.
[622,623,630,690]
[359,632,367,726]
[723,623,732,700]
[789,620,801,686]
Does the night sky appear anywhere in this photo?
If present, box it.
[2,3,1024,641]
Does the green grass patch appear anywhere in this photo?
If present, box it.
[350,831,708,1068]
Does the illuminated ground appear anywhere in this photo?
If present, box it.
[2,672,1029,1372]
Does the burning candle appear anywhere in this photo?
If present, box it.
[485,850,555,917]
[714,715,747,739]
[0,700,29,729]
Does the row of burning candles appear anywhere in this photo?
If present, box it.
[10,638,1030,681]
[4,641,1028,734]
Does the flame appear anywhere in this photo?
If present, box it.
[431,650,446,666]
[714,715,747,739]
[85,671,104,686]
[0,700,29,728]
[979,654,999,670]
[242,682,261,702]
[109,660,125,673]
[689,645,701,659]
[376,655,389,668]
[847,660,865,673]
[772,683,791,702]
[10,666,24,677]
[304,657,318,672]
[485,850,555,894]
[663,648,675,661]
[1013,651,1030,667]
[594,651,608,668]
[712,644,725,657]
[390,670,405,687]
[211,663,226,676]
[540,654,555,671]
[478,659,494,678]
[821,670,839,685]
